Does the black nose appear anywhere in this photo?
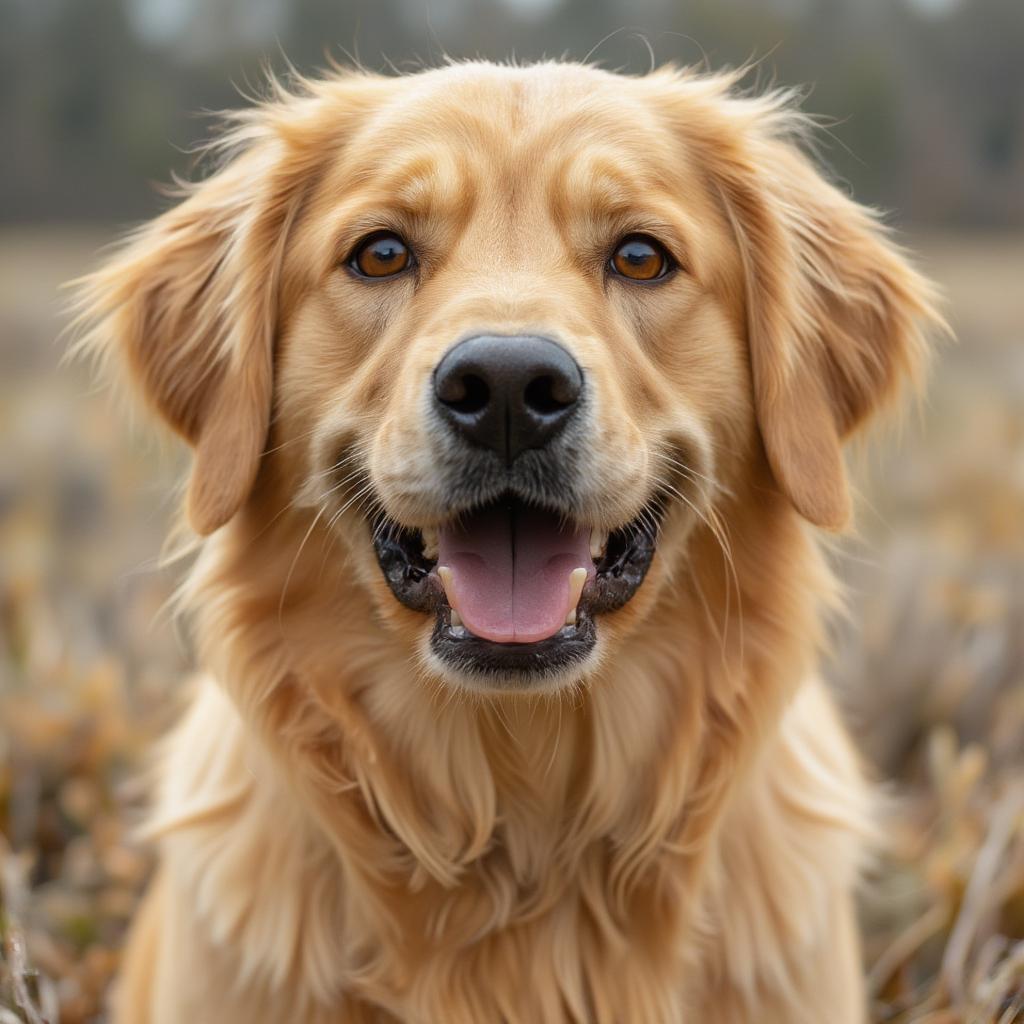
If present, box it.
[433,335,584,464]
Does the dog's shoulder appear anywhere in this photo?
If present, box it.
[691,679,873,1019]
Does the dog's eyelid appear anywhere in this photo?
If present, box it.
[607,232,683,283]
[343,229,419,280]
[328,213,417,268]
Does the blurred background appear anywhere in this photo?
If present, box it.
[0,0,1022,1021]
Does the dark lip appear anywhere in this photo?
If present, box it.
[372,494,664,685]
[430,610,599,687]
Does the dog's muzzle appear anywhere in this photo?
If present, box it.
[366,334,663,688]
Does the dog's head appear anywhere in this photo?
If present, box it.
[76,63,939,694]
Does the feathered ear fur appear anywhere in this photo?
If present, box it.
[68,77,355,534]
[661,71,945,529]
[726,139,942,529]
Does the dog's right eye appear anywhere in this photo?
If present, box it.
[348,231,413,278]
[609,234,674,282]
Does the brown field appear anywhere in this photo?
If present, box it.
[1,227,1022,1022]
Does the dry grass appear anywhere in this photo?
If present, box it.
[1,227,1022,1022]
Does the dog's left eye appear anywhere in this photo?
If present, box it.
[349,231,413,278]
[609,235,673,282]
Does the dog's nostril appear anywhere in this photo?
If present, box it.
[433,335,583,463]
[439,372,490,415]
[524,374,572,415]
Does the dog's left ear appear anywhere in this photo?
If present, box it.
[707,108,944,529]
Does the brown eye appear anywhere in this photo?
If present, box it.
[610,235,672,281]
[350,231,412,278]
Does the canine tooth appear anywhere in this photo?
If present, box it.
[565,567,588,626]
[437,568,463,630]
[590,528,608,560]
[421,527,439,561]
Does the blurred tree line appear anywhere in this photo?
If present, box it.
[0,0,1021,227]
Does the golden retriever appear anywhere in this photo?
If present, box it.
[75,60,943,1023]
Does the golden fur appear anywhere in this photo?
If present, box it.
[75,61,943,1023]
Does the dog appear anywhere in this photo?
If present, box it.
[75,60,942,1023]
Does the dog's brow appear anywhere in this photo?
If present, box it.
[353,148,469,218]
[383,155,446,206]
[555,151,660,214]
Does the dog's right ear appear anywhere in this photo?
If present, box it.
[72,123,312,534]
[652,68,944,530]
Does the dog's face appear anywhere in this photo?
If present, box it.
[78,63,935,695]
[281,65,746,691]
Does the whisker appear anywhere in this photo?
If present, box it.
[325,480,378,533]
[651,460,745,668]
[656,449,730,500]
[260,422,322,458]
[277,504,327,627]
[308,444,371,483]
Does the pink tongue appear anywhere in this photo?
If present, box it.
[438,504,593,644]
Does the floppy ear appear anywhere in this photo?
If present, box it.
[712,112,944,529]
[72,134,307,534]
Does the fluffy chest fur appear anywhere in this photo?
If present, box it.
[74,61,941,1024]
[139,500,869,1024]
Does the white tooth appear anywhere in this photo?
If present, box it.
[565,567,588,626]
[590,527,608,560]
[438,567,465,631]
[421,527,439,561]
[435,566,467,632]
[437,566,463,628]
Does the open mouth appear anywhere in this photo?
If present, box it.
[372,495,662,685]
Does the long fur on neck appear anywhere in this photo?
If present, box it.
[143,470,869,1023]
